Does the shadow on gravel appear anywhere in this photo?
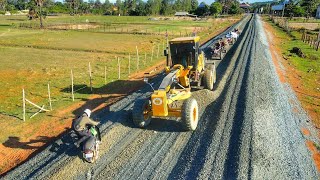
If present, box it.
[168,16,253,179]
[119,110,185,132]
[145,118,185,132]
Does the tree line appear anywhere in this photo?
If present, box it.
[0,0,242,17]
[253,0,320,18]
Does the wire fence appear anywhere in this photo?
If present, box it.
[20,42,167,121]
[15,21,206,37]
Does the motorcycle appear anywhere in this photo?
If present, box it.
[78,125,101,163]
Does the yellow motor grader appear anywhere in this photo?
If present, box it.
[132,36,216,131]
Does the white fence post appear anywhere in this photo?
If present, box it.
[151,46,154,62]
[104,66,107,85]
[136,46,139,70]
[48,83,52,110]
[128,53,131,75]
[89,62,92,92]
[23,89,25,122]
[157,44,160,58]
[144,52,146,66]
[118,57,121,79]
[71,69,74,101]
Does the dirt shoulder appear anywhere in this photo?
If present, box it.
[262,18,320,172]
[262,19,320,127]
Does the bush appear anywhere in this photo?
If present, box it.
[0,11,5,15]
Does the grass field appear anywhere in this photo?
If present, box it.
[264,17,320,127]
[0,14,240,174]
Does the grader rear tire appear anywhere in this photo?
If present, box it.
[181,98,199,131]
[132,99,152,128]
[204,69,214,90]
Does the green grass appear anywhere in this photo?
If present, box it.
[0,14,238,141]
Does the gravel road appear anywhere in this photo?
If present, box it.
[3,14,318,180]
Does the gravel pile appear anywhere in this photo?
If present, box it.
[3,15,318,180]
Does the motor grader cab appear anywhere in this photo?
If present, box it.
[167,36,216,90]
[132,36,216,131]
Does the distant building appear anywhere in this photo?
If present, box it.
[240,3,250,13]
[174,12,197,18]
[271,1,289,16]
[174,12,189,16]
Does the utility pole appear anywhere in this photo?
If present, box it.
[281,2,285,17]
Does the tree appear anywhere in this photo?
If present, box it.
[174,0,182,11]
[181,0,192,11]
[0,0,6,11]
[16,0,27,10]
[195,3,209,16]
[146,0,161,15]
[65,0,80,15]
[34,0,44,28]
[293,5,305,16]
[301,0,320,18]
[101,0,112,15]
[229,1,240,14]
[210,2,222,17]
[115,0,123,15]
[217,0,236,14]
[191,0,198,13]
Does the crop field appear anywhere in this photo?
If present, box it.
[0,14,239,174]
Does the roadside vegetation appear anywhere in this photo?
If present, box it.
[264,16,320,127]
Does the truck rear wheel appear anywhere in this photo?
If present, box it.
[132,99,152,128]
[181,98,199,131]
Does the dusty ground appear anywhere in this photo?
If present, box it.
[289,22,320,30]
[48,24,100,30]
[263,19,320,171]
[0,60,165,175]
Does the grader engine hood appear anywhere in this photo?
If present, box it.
[151,90,168,116]
[151,70,178,116]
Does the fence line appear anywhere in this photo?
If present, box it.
[18,42,167,121]
[16,22,190,37]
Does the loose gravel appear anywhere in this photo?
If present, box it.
[3,14,318,180]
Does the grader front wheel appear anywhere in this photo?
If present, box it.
[181,98,199,131]
[132,99,152,128]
